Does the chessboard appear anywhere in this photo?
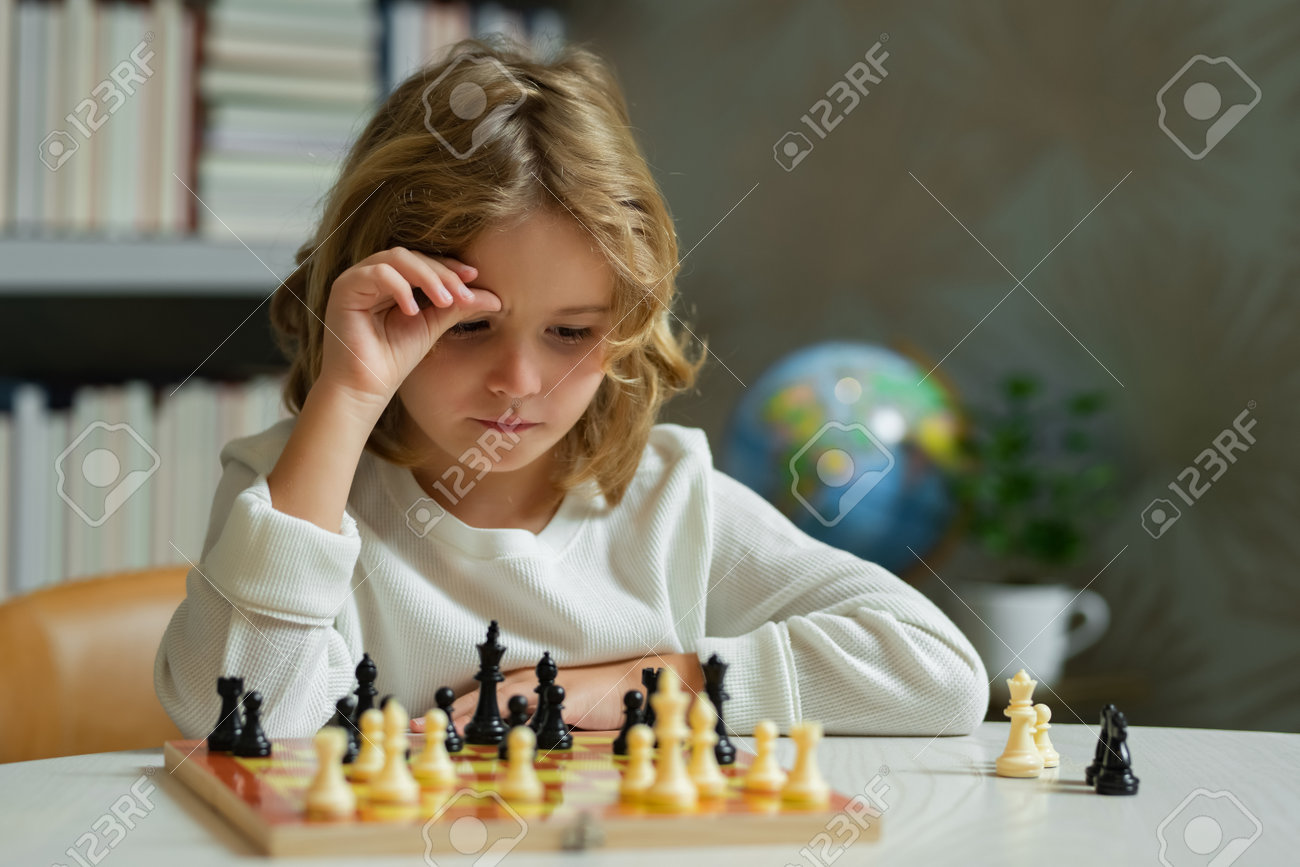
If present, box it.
[163,731,870,856]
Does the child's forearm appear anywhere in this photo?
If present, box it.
[267,383,384,533]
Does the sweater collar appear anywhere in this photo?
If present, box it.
[377,456,601,559]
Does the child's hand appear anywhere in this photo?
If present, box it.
[412,653,707,734]
[317,246,501,411]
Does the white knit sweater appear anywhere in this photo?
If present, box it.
[154,419,988,740]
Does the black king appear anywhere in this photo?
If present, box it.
[464,620,509,745]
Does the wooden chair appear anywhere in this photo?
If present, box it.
[0,565,188,763]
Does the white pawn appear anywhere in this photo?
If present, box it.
[687,694,727,798]
[644,667,697,811]
[619,724,655,802]
[499,726,544,802]
[412,709,457,788]
[370,701,419,805]
[781,720,830,805]
[742,720,787,794]
[305,727,356,819]
[347,708,385,782]
[1034,703,1060,768]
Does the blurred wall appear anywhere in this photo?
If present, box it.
[570,0,1300,731]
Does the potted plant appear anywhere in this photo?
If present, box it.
[941,374,1115,698]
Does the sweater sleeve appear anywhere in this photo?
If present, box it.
[153,454,364,740]
[693,468,988,737]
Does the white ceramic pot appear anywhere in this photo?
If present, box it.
[940,581,1110,704]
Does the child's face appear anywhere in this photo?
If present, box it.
[397,209,614,482]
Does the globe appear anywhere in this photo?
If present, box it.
[722,341,962,574]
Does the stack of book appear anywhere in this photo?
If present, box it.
[0,0,567,241]
[0,375,290,599]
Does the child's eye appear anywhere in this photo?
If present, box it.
[552,326,592,344]
[446,320,488,336]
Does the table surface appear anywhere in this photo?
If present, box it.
[3,723,1296,867]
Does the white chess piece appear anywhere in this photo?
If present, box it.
[305,727,356,819]
[1034,703,1060,768]
[346,708,385,782]
[619,724,655,801]
[370,701,419,804]
[781,720,830,805]
[996,670,1045,778]
[644,667,697,811]
[499,726,544,802]
[687,694,727,798]
[411,709,457,788]
[742,720,787,793]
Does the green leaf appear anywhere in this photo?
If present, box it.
[1069,392,1106,415]
[1004,374,1038,402]
[1063,428,1090,453]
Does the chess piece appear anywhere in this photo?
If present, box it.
[1086,704,1116,786]
[347,708,385,782]
[644,667,697,811]
[612,690,644,756]
[687,694,727,798]
[781,720,830,805]
[208,676,244,752]
[370,701,419,805]
[233,691,272,758]
[352,653,378,726]
[499,695,532,760]
[528,652,558,733]
[996,670,1044,778]
[701,654,736,765]
[305,727,356,819]
[412,709,457,788]
[464,621,508,745]
[742,720,787,793]
[1095,709,1139,795]
[434,687,463,753]
[499,726,544,802]
[536,684,573,751]
[640,667,660,729]
[326,695,359,763]
[1034,703,1060,768]
[619,724,655,801]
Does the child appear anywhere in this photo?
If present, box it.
[155,38,987,741]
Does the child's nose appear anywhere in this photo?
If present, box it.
[486,344,542,399]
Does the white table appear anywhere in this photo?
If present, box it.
[3,723,1296,866]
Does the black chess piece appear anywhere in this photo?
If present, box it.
[1085,703,1116,786]
[352,653,378,729]
[529,651,558,733]
[640,667,661,729]
[701,654,737,765]
[611,690,644,756]
[327,695,358,763]
[536,684,573,751]
[233,691,272,758]
[435,686,463,753]
[208,676,244,752]
[498,694,533,759]
[464,621,509,745]
[1095,709,1139,795]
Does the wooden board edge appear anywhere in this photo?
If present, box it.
[164,741,275,855]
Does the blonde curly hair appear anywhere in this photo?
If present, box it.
[269,37,706,507]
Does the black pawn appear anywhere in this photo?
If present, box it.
[529,651,558,733]
[1095,710,1139,795]
[435,686,463,753]
[536,684,573,751]
[1085,704,1116,786]
[611,690,644,756]
[640,667,660,729]
[208,676,244,752]
[233,691,272,758]
[498,695,533,759]
[327,695,358,763]
[352,653,378,728]
[702,653,737,765]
